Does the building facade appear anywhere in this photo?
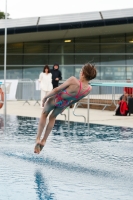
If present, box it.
[0,8,133,81]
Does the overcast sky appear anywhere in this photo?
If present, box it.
[1,0,133,19]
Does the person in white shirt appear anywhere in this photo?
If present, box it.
[39,65,53,107]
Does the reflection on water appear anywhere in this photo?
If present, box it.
[0,115,133,200]
[35,171,55,200]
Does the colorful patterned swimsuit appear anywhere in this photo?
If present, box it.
[54,80,91,108]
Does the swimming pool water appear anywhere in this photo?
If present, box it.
[0,115,133,200]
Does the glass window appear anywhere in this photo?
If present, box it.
[23,66,42,80]
[100,34,126,80]
[7,43,23,53]
[63,41,74,53]
[75,44,99,53]
[49,39,74,65]
[101,34,125,43]
[63,55,74,65]
[101,55,125,66]
[100,52,126,80]
[75,66,82,79]
[101,44,125,54]
[0,55,4,65]
[24,55,47,65]
[6,66,22,79]
[101,35,125,67]
[1,34,131,81]
[126,43,133,66]
[0,44,4,53]
[49,40,63,53]
[75,55,99,65]
[126,34,133,79]
[24,42,49,53]
[49,55,61,65]
[126,34,133,71]
[75,37,99,65]
[7,55,23,65]
[0,67,4,79]
[94,66,101,80]
[126,66,133,80]
[75,36,99,43]
[101,65,126,80]
[60,65,75,80]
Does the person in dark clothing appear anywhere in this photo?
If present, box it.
[51,64,62,88]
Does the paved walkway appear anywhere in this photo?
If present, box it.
[0,101,133,128]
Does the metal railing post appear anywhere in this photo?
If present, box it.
[73,103,86,123]
[68,107,70,133]
[87,94,90,133]
[4,0,7,133]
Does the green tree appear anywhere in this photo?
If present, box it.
[0,11,10,19]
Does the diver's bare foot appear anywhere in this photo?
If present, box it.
[34,143,41,154]
[38,140,46,153]
[34,140,45,154]
[34,138,41,154]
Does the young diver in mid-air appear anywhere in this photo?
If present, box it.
[34,63,97,154]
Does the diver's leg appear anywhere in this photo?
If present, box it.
[34,97,55,153]
[41,107,64,146]
[41,90,45,108]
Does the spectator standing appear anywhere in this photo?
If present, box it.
[39,65,53,108]
[51,63,62,88]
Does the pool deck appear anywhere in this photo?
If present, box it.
[0,100,133,128]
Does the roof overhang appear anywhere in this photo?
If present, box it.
[0,8,133,44]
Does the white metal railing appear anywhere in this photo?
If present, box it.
[2,79,132,110]
[73,82,133,124]
[15,80,40,105]
[1,80,133,134]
